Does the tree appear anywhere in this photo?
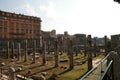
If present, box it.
[114,0,120,3]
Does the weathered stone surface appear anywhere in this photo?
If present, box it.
[87,35,93,71]
[31,73,46,80]
[108,51,120,80]
[17,43,21,61]
[24,40,28,62]
[8,67,16,80]
[42,41,46,65]
[59,59,69,62]
[32,40,36,63]
[46,56,53,61]
[54,40,59,67]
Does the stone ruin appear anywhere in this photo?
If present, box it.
[108,46,120,80]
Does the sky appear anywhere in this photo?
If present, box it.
[0,0,120,37]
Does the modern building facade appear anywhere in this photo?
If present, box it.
[0,10,42,51]
[73,34,87,49]
[41,30,57,53]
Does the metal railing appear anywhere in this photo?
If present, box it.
[79,54,111,80]
[100,60,113,80]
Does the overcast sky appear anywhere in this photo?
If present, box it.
[0,0,120,37]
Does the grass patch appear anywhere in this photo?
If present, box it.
[56,63,88,80]
[0,52,105,80]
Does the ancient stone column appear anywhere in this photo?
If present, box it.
[32,40,36,63]
[84,45,87,57]
[7,41,9,59]
[42,41,46,65]
[84,37,87,57]
[69,39,74,69]
[24,40,28,62]
[17,43,21,61]
[87,35,93,71]
[108,51,120,80]
[8,67,16,80]
[104,35,107,56]
[11,42,14,59]
[40,36,43,54]
[61,37,63,55]
[54,39,59,67]
[94,38,97,57]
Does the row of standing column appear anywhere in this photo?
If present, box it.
[6,40,37,63]
[5,35,99,70]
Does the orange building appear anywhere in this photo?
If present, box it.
[0,10,42,50]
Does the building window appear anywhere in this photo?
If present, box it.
[11,28,14,33]
[30,30,32,34]
[4,35,7,38]
[21,23,23,27]
[4,17,7,20]
[119,36,120,41]
[16,35,19,38]
[4,21,7,27]
[30,24,32,28]
[0,21,2,26]
[26,30,28,34]
[25,24,27,27]
[11,22,14,27]
[4,28,7,32]
[0,27,2,32]
[16,29,19,33]
[21,29,24,33]
[0,16,2,19]
[16,23,19,27]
